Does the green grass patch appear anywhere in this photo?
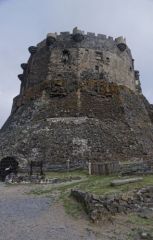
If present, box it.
[29,171,153,197]
[126,213,153,240]
[45,169,87,179]
[128,214,153,226]
[28,187,53,196]
[61,193,84,218]
[27,171,153,218]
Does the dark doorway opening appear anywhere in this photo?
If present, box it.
[29,161,44,177]
[0,156,19,181]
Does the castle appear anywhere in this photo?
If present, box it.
[0,27,153,171]
[13,27,141,113]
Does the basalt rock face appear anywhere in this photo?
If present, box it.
[0,28,153,170]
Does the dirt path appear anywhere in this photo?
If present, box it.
[0,183,140,240]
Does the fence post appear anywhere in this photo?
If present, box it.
[40,161,43,176]
[66,159,70,172]
[89,161,91,175]
[30,161,33,176]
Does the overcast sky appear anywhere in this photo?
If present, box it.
[0,0,153,127]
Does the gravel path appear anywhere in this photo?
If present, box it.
[0,184,103,240]
[0,183,132,240]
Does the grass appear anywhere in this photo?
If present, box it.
[45,169,87,179]
[128,214,153,226]
[81,174,153,196]
[61,193,85,218]
[28,171,153,218]
[126,213,153,239]
[29,171,153,197]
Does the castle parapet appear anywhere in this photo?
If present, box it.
[87,32,95,37]
[97,34,107,40]
[134,70,142,93]
[135,70,140,80]
[115,37,127,51]
[21,63,28,70]
[46,33,57,46]
[72,27,85,42]
[34,28,131,53]
[20,27,138,96]
[18,74,24,81]
[28,46,38,54]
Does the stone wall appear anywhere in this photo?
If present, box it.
[0,28,152,171]
[17,28,138,112]
[1,83,153,169]
[71,187,153,222]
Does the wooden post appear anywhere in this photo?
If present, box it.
[30,161,33,176]
[67,159,70,172]
[89,161,91,175]
[40,161,43,176]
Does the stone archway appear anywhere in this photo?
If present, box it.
[0,156,19,181]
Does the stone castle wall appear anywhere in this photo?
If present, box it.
[1,83,153,169]
[1,28,152,171]
[16,28,141,114]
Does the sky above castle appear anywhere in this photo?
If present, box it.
[0,0,153,127]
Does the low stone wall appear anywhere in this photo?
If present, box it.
[71,187,153,222]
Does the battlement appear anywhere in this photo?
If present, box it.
[17,27,141,106]
[37,27,128,52]
[46,27,126,42]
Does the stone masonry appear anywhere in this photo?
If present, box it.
[0,27,153,171]
[71,186,153,222]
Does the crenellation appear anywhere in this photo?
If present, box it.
[28,46,38,54]
[36,31,129,55]
[108,36,113,41]
[21,63,28,70]
[135,70,140,80]
[97,34,107,39]
[36,29,130,53]
[46,33,57,46]
[115,37,127,52]
[18,74,24,81]
[87,32,96,37]
[132,59,135,68]
[73,27,85,35]
[60,31,70,36]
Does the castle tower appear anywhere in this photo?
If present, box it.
[13,27,141,114]
[0,28,153,171]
